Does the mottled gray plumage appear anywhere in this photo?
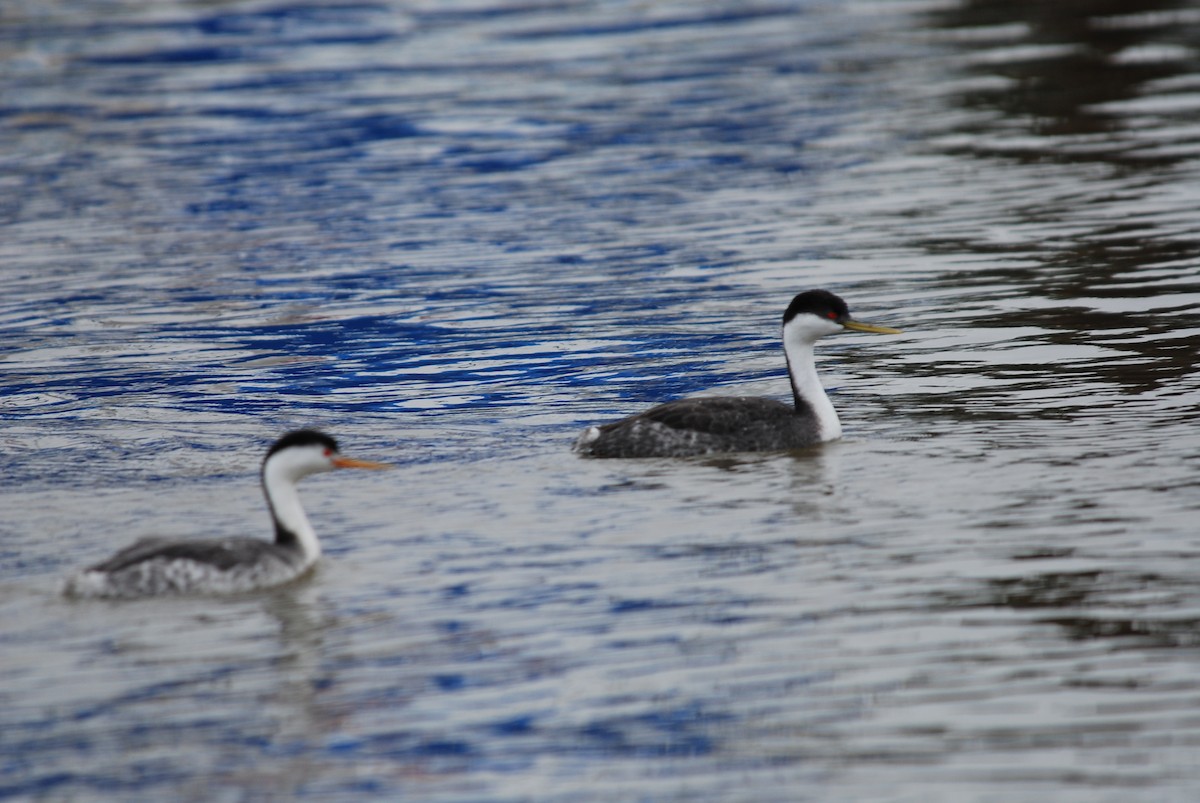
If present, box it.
[578,396,821,458]
[66,537,308,598]
[86,537,297,574]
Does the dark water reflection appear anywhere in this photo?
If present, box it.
[3,0,1200,800]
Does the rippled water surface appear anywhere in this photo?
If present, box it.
[3,0,1200,800]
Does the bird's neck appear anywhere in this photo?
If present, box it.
[784,337,842,441]
[262,464,321,564]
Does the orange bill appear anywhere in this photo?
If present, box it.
[332,456,391,470]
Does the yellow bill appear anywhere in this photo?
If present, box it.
[842,319,903,335]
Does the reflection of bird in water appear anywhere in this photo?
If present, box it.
[576,290,901,458]
[63,430,388,599]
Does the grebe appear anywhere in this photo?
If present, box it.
[63,430,389,599]
[575,290,901,458]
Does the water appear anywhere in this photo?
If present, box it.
[3,0,1200,799]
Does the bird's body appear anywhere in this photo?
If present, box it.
[62,430,388,599]
[575,290,900,458]
[579,396,820,458]
[64,537,308,598]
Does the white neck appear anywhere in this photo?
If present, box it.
[783,318,842,441]
[263,458,322,564]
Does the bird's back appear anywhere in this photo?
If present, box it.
[576,396,822,458]
[63,536,307,599]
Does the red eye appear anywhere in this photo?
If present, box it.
[323,448,333,457]
[827,311,838,320]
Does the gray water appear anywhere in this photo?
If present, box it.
[3,1,1200,800]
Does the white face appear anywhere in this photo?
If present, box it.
[784,312,845,344]
[266,443,339,484]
